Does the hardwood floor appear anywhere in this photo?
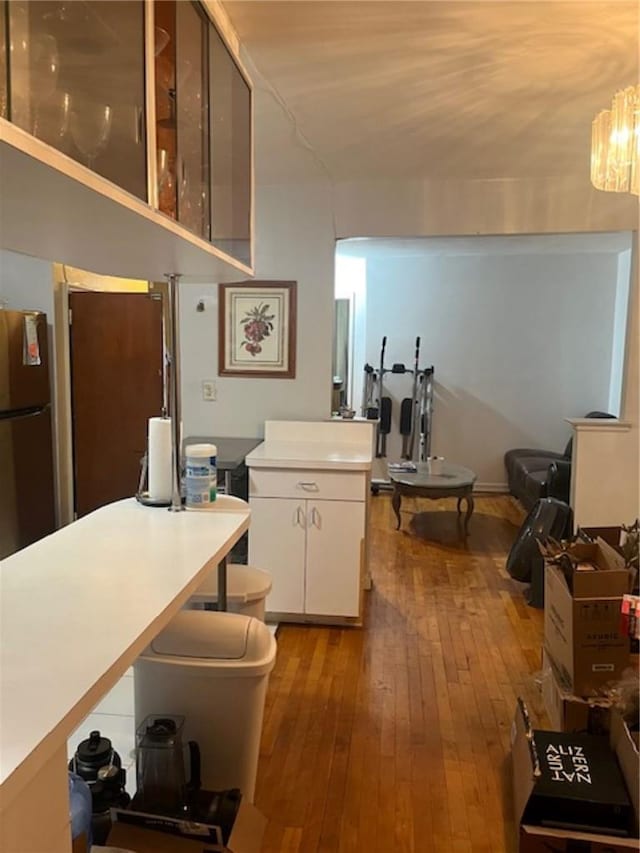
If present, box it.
[254,494,548,852]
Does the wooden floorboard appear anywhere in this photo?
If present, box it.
[255,494,547,852]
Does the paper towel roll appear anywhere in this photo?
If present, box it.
[148,417,172,500]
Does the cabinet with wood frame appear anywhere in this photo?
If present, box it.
[0,0,253,279]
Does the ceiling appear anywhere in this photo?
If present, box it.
[223,1,639,184]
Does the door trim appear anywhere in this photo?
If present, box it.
[53,280,74,525]
[53,273,155,525]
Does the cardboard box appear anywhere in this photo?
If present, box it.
[541,650,612,733]
[544,538,632,696]
[106,799,266,853]
[512,703,640,852]
[579,527,625,554]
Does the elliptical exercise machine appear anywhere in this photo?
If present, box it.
[361,336,435,491]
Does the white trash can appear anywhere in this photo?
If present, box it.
[189,565,272,621]
[134,610,276,803]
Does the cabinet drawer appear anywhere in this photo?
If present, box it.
[249,468,366,501]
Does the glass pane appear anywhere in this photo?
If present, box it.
[7,1,147,200]
[209,26,251,266]
[154,0,178,219]
[0,1,7,119]
[155,0,177,220]
[175,0,209,239]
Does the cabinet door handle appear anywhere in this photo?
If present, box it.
[311,507,321,529]
[295,505,306,527]
[297,481,319,492]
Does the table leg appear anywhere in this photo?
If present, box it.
[217,554,228,611]
[463,493,474,536]
[391,487,402,530]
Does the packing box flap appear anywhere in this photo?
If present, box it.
[519,822,640,849]
[512,702,640,851]
[557,539,630,598]
[541,650,612,733]
[611,709,640,836]
[107,800,265,853]
[107,824,215,852]
[512,697,537,826]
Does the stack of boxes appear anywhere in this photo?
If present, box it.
[511,537,639,851]
[541,537,635,731]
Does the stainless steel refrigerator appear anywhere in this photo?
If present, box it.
[0,310,56,559]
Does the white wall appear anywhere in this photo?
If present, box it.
[335,255,366,410]
[177,50,338,439]
[0,250,55,318]
[342,236,631,489]
[333,175,639,238]
[609,249,632,417]
[0,251,57,401]
[179,179,336,438]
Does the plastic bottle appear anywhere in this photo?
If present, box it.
[185,443,217,507]
[68,772,93,852]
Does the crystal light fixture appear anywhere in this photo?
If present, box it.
[591,84,640,195]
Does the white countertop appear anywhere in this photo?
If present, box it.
[0,498,249,808]
[245,440,372,471]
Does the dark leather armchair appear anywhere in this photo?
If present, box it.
[504,412,615,511]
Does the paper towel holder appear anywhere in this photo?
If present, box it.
[135,453,172,508]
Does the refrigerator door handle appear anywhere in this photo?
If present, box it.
[0,405,48,421]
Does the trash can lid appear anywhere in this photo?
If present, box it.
[193,564,272,603]
[150,610,272,661]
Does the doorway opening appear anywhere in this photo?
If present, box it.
[334,232,633,492]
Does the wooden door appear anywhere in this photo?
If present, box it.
[70,291,163,517]
[305,499,364,617]
[248,497,306,614]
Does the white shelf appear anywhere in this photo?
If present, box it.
[0,123,252,281]
[0,498,249,811]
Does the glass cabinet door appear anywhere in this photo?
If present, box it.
[154,0,178,220]
[175,0,209,239]
[154,0,209,240]
[7,1,147,200]
[209,26,251,266]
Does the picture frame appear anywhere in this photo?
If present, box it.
[218,281,297,378]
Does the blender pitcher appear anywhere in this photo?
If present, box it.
[135,715,200,816]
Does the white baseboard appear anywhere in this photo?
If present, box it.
[474,482,509,493]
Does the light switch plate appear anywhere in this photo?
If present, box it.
[202,380,217,401]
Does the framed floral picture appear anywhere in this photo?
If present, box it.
[218,281,297,378]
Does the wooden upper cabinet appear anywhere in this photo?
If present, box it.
[6,0,148,201]
[0,0,253,276]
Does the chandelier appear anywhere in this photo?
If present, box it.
[590,84,640,195]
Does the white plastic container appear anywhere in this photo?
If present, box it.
[134,611,276,802]
[427,455,445,475]
[185,443,217,507]
[188,564,272,622]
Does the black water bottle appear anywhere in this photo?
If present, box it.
[69,730,130,844]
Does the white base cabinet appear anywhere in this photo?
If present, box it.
[305,499,364,617]
[248,468,368,621]
[249,497,306,613]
